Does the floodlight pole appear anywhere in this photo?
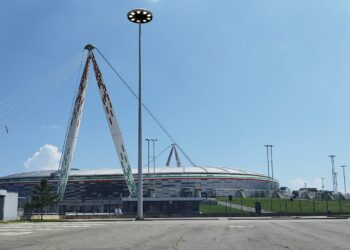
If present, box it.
[269,145,274,189]
[151,139,157,187]
[145,139,151,175]
[329,155,337,193]
[136,22,143,220]
[335,172,338,194]
[128,8,153,220]
[340,165,347,195]
[264,145,271,197]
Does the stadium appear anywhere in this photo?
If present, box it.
[0,48,280,215]
[0,166,279,200]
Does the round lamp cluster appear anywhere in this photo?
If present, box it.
[128,8,153,24]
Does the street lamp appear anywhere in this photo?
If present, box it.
[127,8,153,220]
[340,165,347,196]
[264,145,274,196]
[145,139,151,175]
[321,177,325,190]
[151,139,157,188]
[269,145,274,186]
[329,155,337,193]
[264,145,271,197]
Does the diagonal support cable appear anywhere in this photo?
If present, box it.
[95,48,197,167]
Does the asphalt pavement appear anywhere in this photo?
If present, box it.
[0,218,349,250]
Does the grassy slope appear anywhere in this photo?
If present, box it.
[216,197,350,214]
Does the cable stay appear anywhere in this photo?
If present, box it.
[57,45,137,201]
[0,53,81,134]
[95,48,197,167]
[143,143,172,168]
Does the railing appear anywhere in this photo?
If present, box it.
[200,196,350,216]
[20,196,350,218]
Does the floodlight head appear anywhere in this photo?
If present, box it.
[84,44,95,51]
[128,8,153,24]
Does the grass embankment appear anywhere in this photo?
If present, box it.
[199,204,246,215]
[216,197,350,214]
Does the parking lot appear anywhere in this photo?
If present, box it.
[0,218,349,249]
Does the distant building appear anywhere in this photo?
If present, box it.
[298,188,337,200]
[0,189,18,221]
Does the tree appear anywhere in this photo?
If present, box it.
[31,179,57,219]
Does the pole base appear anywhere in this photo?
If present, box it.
[135,216,144,221]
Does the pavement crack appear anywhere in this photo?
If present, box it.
[173,235,184,250]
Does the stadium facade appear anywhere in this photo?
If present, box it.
[0,166,278,200]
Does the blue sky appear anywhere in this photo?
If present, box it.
[0,0,350,192]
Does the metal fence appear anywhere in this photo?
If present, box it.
[20,196,350,218]
[200,196,350,216]
[21,199,123,218]
[21,198,201,218]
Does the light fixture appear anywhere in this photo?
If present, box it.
[127,8,153,24]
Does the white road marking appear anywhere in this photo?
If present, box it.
[229,225,254,228]
[0,232,32,236]
[218,217,228,220]
[0,229,33,232]
[0,222,107,236]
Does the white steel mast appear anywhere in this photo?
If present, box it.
[91,52,137,197]
[57,45,137,200]
[57,50,92,201]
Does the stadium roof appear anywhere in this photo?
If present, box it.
[1,166,267,179]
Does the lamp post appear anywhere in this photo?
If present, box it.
[321,177,325,190]
[128,8,153,220]
[145,139,151,175]
[340,165,347,195]
[269,145,274,189]
[264,145,271,197]
[151,139,157,187]
[329,155,337,193]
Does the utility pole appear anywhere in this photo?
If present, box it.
[340,166,347,195]
[321,177,325,190]
[329,155,337,193]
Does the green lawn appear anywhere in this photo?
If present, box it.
[216,197,350,214]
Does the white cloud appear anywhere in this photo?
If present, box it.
[312,177,322,189]
[48,125,59,129]
[24,144,62,171]
[42,125,59,130]
[290,177,322,190]
[290,178,307,190]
